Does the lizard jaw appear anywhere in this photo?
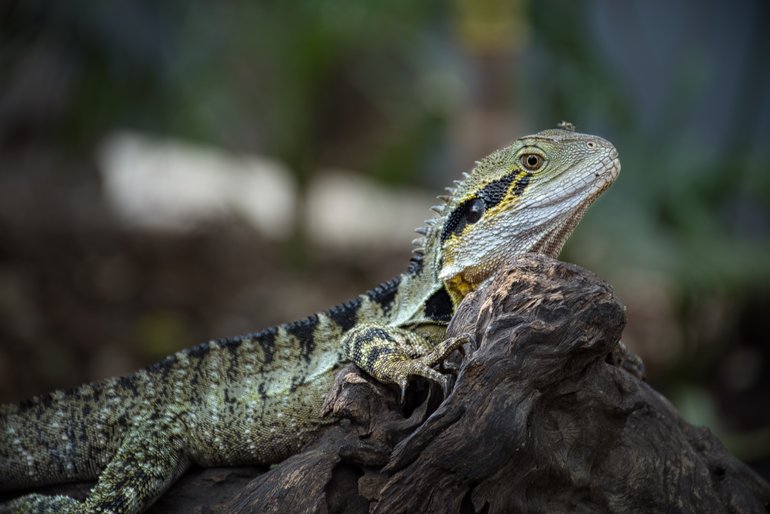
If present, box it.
[530,147,621,258]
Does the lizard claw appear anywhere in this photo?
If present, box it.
[385,358,450,404]
[398,378,408,404]
[398,373,448,403]
[441,360,460,372]
[438,374,450,399]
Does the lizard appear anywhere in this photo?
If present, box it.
[0,123,620,513]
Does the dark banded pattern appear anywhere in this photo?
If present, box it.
[286,314,319,363]
[366,276,401,316]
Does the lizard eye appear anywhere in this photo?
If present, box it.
[465,198,485,224]
[521,153,544,171]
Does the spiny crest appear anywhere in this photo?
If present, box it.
[410,165,479,249]
[448,148,521,208]
[412,180,458,238]
[411,219,433,256]
[411,189,449,258]
[410,144,521,259]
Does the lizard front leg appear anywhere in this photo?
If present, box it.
[341,324,468,401]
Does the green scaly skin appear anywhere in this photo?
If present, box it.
[0,123,620,513]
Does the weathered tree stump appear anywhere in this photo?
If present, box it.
[11,254,770,513]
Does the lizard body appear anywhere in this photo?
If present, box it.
[0,124,620,513]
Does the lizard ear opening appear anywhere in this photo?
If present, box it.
[441,197,486,242]
[465,198,485,224]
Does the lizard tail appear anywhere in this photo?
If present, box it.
[0,374,143,491]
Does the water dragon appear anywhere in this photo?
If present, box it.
[0,123,620,513]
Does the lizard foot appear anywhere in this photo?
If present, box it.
[342,325,472,403]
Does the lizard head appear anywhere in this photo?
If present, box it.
[415,123,620,304]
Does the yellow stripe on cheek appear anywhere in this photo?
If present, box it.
[483,171,531,218]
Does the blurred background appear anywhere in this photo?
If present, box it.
[0,0,768,478]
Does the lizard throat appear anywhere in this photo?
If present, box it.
[531,200,593,257]
[444,266,492,307]
[445,274,474,308]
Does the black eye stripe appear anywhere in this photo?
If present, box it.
[440,198,476,242]
[477,171,518,208]
[440,171,531,243]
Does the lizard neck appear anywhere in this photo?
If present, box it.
[383,242,455,327]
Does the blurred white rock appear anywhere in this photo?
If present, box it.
[98,132,435,248]
[98,132,297,239]
[306,170,433,250]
